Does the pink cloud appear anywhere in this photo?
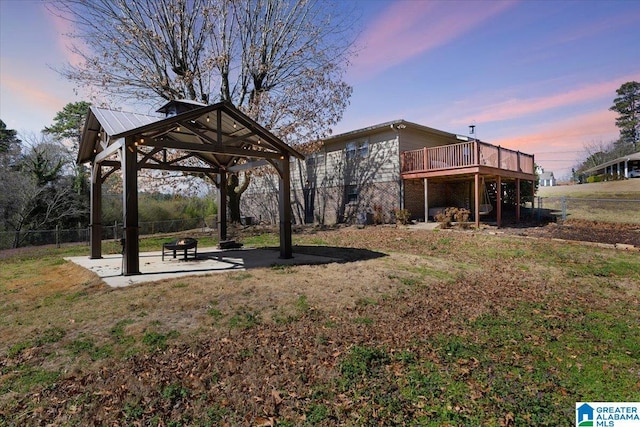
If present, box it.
[349,0,515,81]
[453,73,640,125]
[496,110,617,150]
[41,3,86,67]
[493,109,619,175]
[2,75,65,112]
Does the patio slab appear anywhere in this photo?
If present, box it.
[66,246,338,288]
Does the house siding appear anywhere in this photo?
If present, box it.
[239,121,473,225]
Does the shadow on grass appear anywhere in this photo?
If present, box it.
[264,245,388,264]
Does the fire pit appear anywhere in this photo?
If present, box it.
[162,238,198,261]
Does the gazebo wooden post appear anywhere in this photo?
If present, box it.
[496,175,502,228]
[122,137,140,275]
[474,173,480,228]
[218,172,228,241]
[90,163,102,259]
[278,157,293,259]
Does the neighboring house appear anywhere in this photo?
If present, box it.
[539,170,556,187]
[581,151,640,180]
[241,119,536,227]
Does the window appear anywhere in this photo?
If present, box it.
[358,140,369,158]
[345,140,369,160]
[306,155,316,169]
[346,142,357,160]
[346,185,358,203]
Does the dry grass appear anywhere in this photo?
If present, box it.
[536,180,640,223]
[537,179,640,198]
[1,226,639,425]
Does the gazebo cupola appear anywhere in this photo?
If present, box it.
[156,99,207,117]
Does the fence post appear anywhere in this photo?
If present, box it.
[561,196,567,221]
[56,225,60,248]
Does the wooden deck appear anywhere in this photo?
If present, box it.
[401,140,535,181]
[401,140,536,227]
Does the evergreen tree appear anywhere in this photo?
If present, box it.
[0,119,21,155]
[43,101,91,151]
[43,101,91,195]
[610,81,640,152]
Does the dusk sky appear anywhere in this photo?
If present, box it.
[1,0,639,179]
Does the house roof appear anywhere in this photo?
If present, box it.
[323,119,461,144]
[582,151,640,174]
[78,101,304,169]
[539,171,555,180]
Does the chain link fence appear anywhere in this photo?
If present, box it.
[0,216,218,251]
[536,197,640,224]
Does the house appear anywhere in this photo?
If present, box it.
[581,151,640,180]
[241,120,536,227]
[539,170,556,187]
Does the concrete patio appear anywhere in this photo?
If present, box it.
[66,246,338,288]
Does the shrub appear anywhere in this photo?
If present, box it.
[435,207,471,227]
[372,204,385,224]
[453,208,470,222]
[394,208,411,225]
[434,207,455,228]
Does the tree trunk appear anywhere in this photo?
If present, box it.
[226,173,251,223]
[228,189,242,223]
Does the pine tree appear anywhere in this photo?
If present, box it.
[610,81,640,153]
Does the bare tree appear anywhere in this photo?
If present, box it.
[54,0,354,142]
[53,0,355,221]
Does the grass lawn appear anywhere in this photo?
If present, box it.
[1,226,639,426]
[536,180,640,223]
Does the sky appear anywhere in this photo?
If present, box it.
[1,0,639,180]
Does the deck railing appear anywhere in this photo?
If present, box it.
[401,140,534,175]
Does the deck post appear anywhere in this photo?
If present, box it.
[516,178,521,223]
[122,137,140,276]
[423,178,429,222]
[532,180,536,215]
[474,173,480,228]
[496,176,502,228]
[90,163,102,259]
[423,147,428,171]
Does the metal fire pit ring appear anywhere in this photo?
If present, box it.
[162,238,198,261]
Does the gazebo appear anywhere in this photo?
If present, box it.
[78,100,304,276]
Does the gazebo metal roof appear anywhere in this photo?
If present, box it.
[79,101,303,168]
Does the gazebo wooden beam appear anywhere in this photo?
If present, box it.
[94,139,124,164]
[143,139,284,161]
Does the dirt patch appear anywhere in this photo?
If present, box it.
[499,219,640,247]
